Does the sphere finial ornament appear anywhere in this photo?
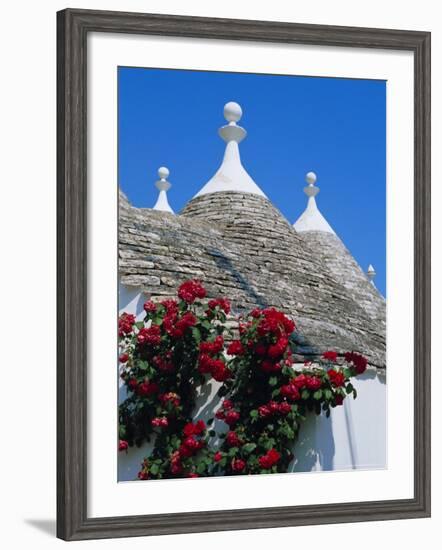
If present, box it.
[305,171,317,185]
[223,101,242,123]
[158,166,170,180]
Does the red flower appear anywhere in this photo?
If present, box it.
[138,470,149,480]
[334,394,345,406]
[137,325,161,346]
[118,313,136,337]
[151,417,168,428]
[258,405,271,418]
[327,369,345,387]
[213,451,223,462]
[222,399,233,410]
[232,458,246,473]
[143,300,157,313]
[215,409,225,420]
[128,378,138,391]
[187,473,199,478]
[292,373,308,389]
[170,451,183,474]
[267,337,289,359]
[178,280,207,304]
[226,431,242,447]
[159,392,180,407]
[345,352,368,375]
[137,381,159,397]
[259,448,281,469]
[200,335,224,354]
[183,420,206,436]
[227,340,244,356]
[119,440,128,452]
[208,297,231,314]
[278,402,292,415]
[280,384,300,401]
[224,410,240,427]
[322,350,338,362]
[305,376,322,391]
[119,353,129,363]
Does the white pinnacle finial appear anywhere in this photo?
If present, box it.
[293,171,335,234]
[303,171,319,198]
[367,264,376,284]
[193,101,266,198]
[305,171,317,185]
[152,166,174,214]
[218,101,247,143]
[224,101,243,123]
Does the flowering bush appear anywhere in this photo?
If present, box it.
[118,280,368,480]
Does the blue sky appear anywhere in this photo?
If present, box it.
[118,67,386,297]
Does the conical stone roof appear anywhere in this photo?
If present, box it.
[293,172,385,325]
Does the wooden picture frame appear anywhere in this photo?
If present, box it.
[57,8,431,541]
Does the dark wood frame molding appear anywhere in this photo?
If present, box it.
[57,8,431,541]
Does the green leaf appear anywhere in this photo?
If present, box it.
[271,389,280,398]
[346,383,354,394]
[135,321,144,330]
[301,389,310,400]
[242,443,257,454]
[207,418,214,426]
[269,376,278,387]
[192,327,201,343]
[138,361,149,371]
[324,389,333,400]
[353,388,358,399]
[208,430,216,437]
[197,462,206,474]
[313,390,323,400]
[150,464,159,475]
[250,410,259,419]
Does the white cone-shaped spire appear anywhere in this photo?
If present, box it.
[152,167,174,214]
[293,172,335,234]
[194,102,267,198]
[367,264,376,285]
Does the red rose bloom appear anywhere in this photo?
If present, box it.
[292,373,309,389]
[137,381,159,397]
[280,384,300,401]
[278,402,292,415]
[305,376,322,391]
[151,417,168,428]
[259,448,281,469]
[345,351,368,375]
[334,394,345,406]
[137,325,161,346]
[119,353,129,363]
[143,300,157,313]
[322,350,338,362]
[327,369,345,387]
[118,313,136,337]
[213,451,223,462]
[178,279,207,304]
[227,340,244,356]
[258,405,271,417]
[226,431,242,447]
[224,410,240,427]
[222,399,233,410]
[128,378,138,391]
[119,440,128,452]
[208,297,231,314]
[232,458,246,473]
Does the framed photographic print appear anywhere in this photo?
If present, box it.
[57,8,431,541]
